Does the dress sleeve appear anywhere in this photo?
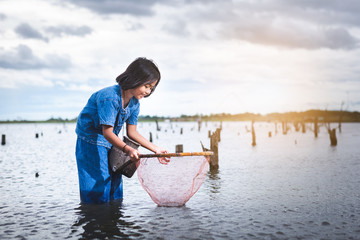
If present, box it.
[97,98,119,127]
[126,103,140,125]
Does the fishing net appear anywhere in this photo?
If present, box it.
[137,155,210,207]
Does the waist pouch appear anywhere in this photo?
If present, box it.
[109,136,140,178]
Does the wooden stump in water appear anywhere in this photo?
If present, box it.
[209,128,221,171]
[329,128,337,146]
[1,134,5,145]
[282,121,288,135]
[251,120,256,146]
[175,144,183,153]
[216,128,221,142]
[294,122,300,132]
[155,119,160,131]
[301,121,306,133]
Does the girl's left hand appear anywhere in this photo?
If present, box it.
[155,147,170,165]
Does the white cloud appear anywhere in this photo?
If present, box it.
[0,0,360,120]
[0,44,72,69]
[0,68,54,88]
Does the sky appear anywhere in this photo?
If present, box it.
[0,0,360,120]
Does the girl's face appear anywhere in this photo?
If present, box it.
[130,80,158,100]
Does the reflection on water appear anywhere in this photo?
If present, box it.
[141,206,213,239]
[207,169,221,196]
[1,122,360,239]
[70,200,139,239]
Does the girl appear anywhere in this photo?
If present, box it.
[75,57,168,204]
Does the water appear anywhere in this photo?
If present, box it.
[1,121,360,239]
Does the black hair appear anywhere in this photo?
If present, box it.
[116,57,161,97]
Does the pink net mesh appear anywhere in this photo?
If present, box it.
[137,156,209,207]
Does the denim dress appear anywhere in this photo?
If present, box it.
[75,84,140,203]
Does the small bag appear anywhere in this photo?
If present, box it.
[109,136,140,178]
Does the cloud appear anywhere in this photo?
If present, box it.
[234,1,360,49]
[15,23,49,42]
[14,22,92,42]
[0,13,6,20]
[60,0,360,50]
[0,45,72,70]
[284,0,360,16]
[64,0,164,16]
[232,0,360,28]
[125,22,144,31]
[162,20,189,37]
[222,22,359,50]
[155,0,360,50]
[45,25,92,37]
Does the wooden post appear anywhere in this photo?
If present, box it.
[216,128,221,142]
[175,144,183,153]
[210,134,219,170]
[155,119,160,131]
[294,122,300,132]
[268,131,272,138]
[149,132,153,142]
[180,128,183,135]
[339,101,344,133]
[35,133,39,138]
[301,121,306,133]
[251,120,256,146]
[329,128,337,146]
[338,121,342,133]
[282,121,288,135]
[1,134,5,145]
[314,118,318,138]
[197,118,202,132]
[209,127,221,171]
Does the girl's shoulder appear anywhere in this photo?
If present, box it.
[95,85,121,101]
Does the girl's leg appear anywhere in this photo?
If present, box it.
[110,171,123,201]
[75,138,119,203]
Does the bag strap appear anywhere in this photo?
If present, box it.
[115,108,127,138]
[115,108,120,127]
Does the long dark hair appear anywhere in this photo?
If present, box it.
[116,57,161,97]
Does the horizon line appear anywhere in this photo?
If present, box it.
[1,109,359,122]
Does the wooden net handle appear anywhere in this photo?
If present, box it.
[139,151,213,158]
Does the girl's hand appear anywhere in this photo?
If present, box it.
[126,146,140,162]
[155,147,170,165]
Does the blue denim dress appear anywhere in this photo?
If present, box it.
[75,84,140,203]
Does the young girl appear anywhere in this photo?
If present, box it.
[75,57,168,204]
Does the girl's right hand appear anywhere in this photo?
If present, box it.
[154,147,170,165]
[126,146,140,161]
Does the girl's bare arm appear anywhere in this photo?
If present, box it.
[126,124,160,153]
[102,125,139,160]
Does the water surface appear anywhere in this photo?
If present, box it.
[1,122,359,239]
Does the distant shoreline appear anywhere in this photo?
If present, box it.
[1,109,359,123]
